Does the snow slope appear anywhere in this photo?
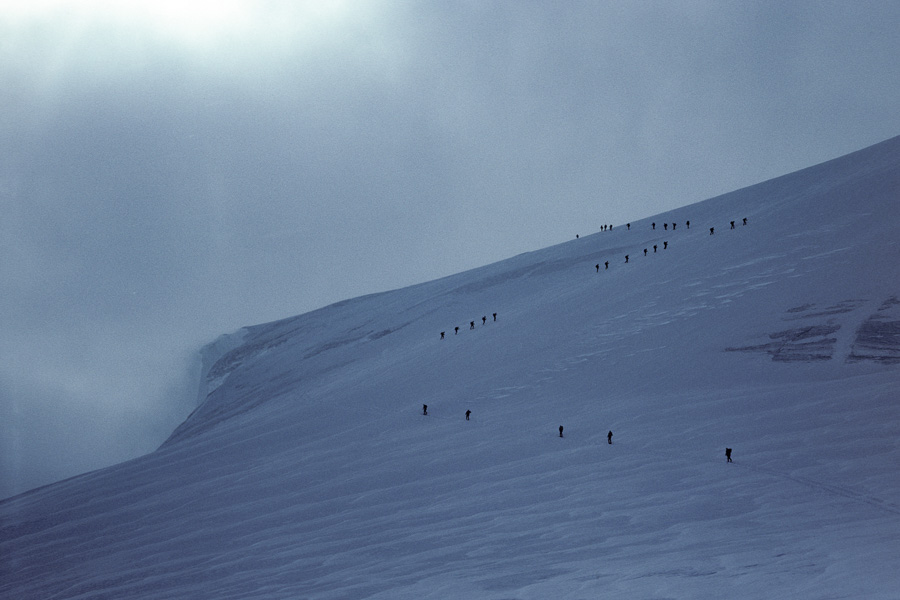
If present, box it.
[2,136,899,599]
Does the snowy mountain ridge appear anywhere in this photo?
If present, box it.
[2,135,899,599]
[196,329,250,405]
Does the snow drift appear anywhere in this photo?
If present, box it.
[2,135,899,599]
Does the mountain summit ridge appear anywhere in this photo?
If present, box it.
[3,135,899,599]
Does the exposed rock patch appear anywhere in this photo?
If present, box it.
[726,298,900,364]
[726,323,840,362]
[847,297,900,364]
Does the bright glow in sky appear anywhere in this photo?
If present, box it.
[0,0,351,52]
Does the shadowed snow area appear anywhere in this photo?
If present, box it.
[2,136,900,598]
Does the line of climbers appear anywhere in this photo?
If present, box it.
[590,217,749,271]
[420,406,733,462]
[441,313,497,339]
[582,217,748,239]
[432,216,744,458]
[422,406,615,446]
[443,217,752,338]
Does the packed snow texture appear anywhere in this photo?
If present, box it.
[2,136,900,599]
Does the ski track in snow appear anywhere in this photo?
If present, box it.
[735,461,900,517]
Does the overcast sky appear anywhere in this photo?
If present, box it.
[2,0,898,499]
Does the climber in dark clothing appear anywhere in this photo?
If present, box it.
[454,326,459,335]
[743,217,747,226]
[625,255,629,263]
[653,245,657,253]
[482,316,487,325]
[643,249,648,256]
[605,261,609,270]
[730,221,735,229]
[710,227,715,235]
[466,410,471,421]
[652,222,656,230]
[686,220,690,229]
[596,264,600,273]
[440,331,445,339]
[607,431,613,444]
[493,313,497,321]
[663,241,668,249]
[423,404,428,416]
[725,448,732,463]
[559,425,564,438]
[470,321,475,330]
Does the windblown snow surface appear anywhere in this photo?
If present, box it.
[2,136,900,599]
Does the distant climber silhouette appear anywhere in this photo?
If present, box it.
[605,261,609,270]
[470,321,475,330]
[686,220,690,229]
[607,430,613,444]
[743,217,747,226]
[710,227,715,235]
[730,221,735,229]
[725,448,732,463]
[596,264,600,273]
[454,326,459,335]
[482,316,487,325]
[423,404,428,416]
[559,425,564,438]
[466,410,471,421]
[664,223,668,231]
[493,313,497,321]
[625,255,629,263]
[440,331,444,340]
